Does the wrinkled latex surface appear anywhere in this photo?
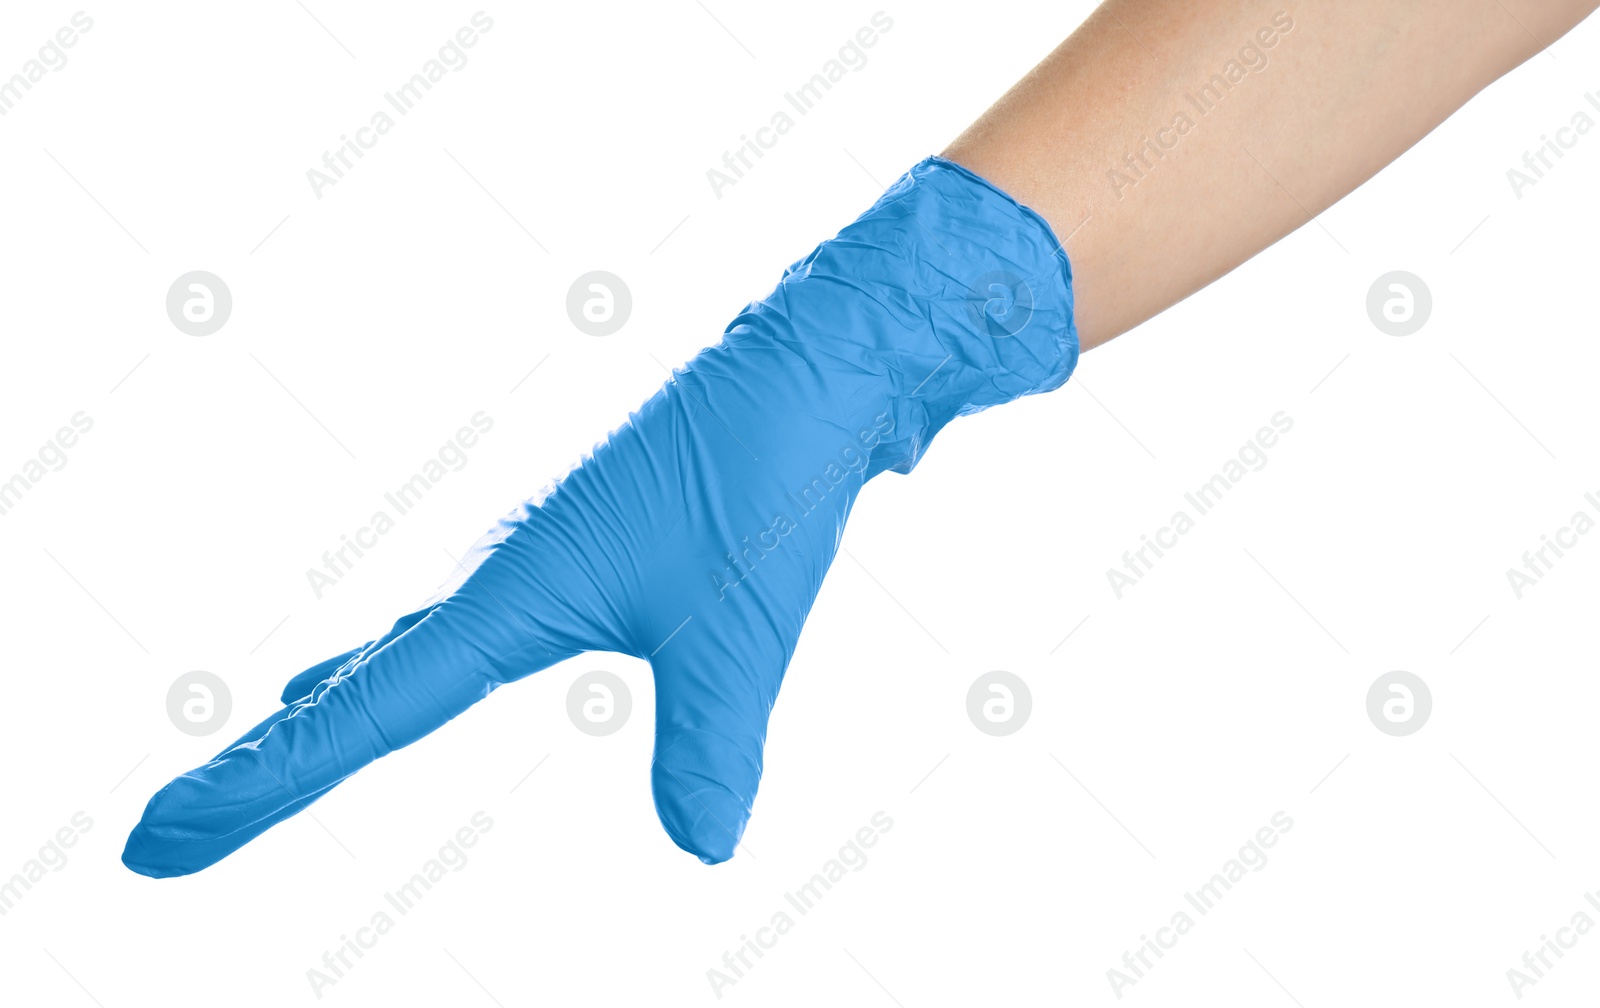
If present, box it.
[123,155,1078,877]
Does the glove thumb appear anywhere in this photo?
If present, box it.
[648,618,789,864]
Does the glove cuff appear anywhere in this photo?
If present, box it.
[899,154,1080,401]
[758,155,1080,474]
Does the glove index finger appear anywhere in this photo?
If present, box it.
[125,542,598,877]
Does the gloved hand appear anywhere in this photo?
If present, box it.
[122,156,1079,877]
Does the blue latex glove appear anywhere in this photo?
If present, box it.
[122,156,1078,877]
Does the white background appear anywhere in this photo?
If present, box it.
[1,2,1598,1005]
